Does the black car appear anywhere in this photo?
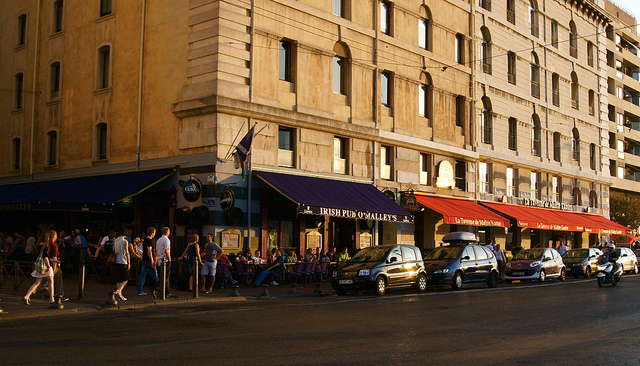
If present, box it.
[424,232,499,290]
[331,244,427,296]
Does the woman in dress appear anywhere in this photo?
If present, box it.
[179,234,203,291]
[23,232,54,305]
[111,229,131,301]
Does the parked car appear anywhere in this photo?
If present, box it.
[615,247,639,274]
[423,232,499,290]
[562,248,603,278]
[505,248,566,282]
[331,244,427,296]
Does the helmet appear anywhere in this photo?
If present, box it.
[608,243,616,250]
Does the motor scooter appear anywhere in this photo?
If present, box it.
[596,261,622,287]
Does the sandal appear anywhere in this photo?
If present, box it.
[23,297,31,306]
[49,300,55,304]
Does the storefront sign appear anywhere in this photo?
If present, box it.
[0,203,32,211]
[182,179,202,202]
[220,189,235,212]
[359,232,372,248]
[452,216,511,227]
[221,229,240,248]
[306,231,322,249]
[521,197,572,211]
[435,161,456,189]
[299,205,414,224]
[401,195,419,212]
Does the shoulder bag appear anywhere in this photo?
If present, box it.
[34,245,49,275]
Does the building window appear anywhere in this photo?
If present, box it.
[617,166,624,179]
[587,41,594,67]
[47,130,58,166]
[278,127,295,167]
[532,114,541,157]
[419,8,432,51]
[531,171,540,200]
[480,0,491,11]
[420,153,431,185]
[507,0,515,24]
[97,45,111,89]
[588,90,595,116]
[52,0,64,33]
[553,132,561,162]
[572,186,581,206]
[380,1,391,36]
[479,162,490,193]
[334,136,348,174]
[333,0,346,18]
[50,62,61,99]
[100,0,112,17]
[508,117,517,151]
[569,21,578,58]
[96,123,108,160]
[481,97,492,144]
[530,52,540,99]
[589,190,597,209]
[590,143,597,170]
[380,145,393,180]
[507,52,516,84]
[552,73,560,107]
[17,13,27,46]
[551,20,558,48]
[11,138,21,171]
[571,72,579,109]
[552,176,560,202]
[506,167,516,196]
[616,112,625,132]
[381,71,391,107]
[456,96,465,127]
[333,43,349,96]
[279,40,293,82]
[15,73,24,110]
[572,128,580,162]
[529,1,539,38]
[419,74,432,119]
[480,27,491,74]
[455,160,466,191]
[455,34,464,65]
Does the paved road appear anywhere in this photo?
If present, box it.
[2,276,640,365]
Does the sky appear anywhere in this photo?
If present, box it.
[610,0,640,27]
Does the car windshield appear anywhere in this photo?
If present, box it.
[513,250,543,260]
[563,249,588,259]
[424,246,463,260]
[350,247,390,262]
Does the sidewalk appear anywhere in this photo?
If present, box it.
[0,275,336,320]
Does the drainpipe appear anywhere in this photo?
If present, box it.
[136,0,147,169]
[29,0,42,180]
[373,0,379,244]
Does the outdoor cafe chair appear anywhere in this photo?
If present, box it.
[289,262,306,284]
[315,261,329,282]
[303,261,317,283]
[216,264,232,289]
[233,260,253,285]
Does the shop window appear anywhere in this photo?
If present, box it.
[420,153,431,185]
[47,130,58,166]
[17,13,27,46]
[279,40,293,83]
[381,71,392,108]
[508,118,517,151]
[550,20,558,48]
[333,136,348,174]
[11,137,21,171]
[100,0,112,17]
[569,21,578,58]
[552,73,560,107]
[52,0,64,33]
[97,45,111,89]
[532,114,541,157]
[95,123,108,160]
[506,167,517,196]
[455,34,464,65]
[481,97,492,144]
[507,52,516,84]
[553,132,561,162]
[380,1,391,36]
[381,145,393,180]
[455,160,466,191]
[15,73,24,110]
[419,7,432,51]
[531,172,540,200]
[278,127,295,167]
[572,128,580,162]
[571,72,579,109]
[480,27,491,74]
[507,0,515,24]
[50,62,61,100]
[530,52,540,99]
[479,162,491,193]
[529,1,539,38]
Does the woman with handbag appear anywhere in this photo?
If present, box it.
[22,232,55,305]
[111,229,131,301]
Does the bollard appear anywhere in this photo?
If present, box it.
[78,256,86,300]
[51,295,64,310]
[314,282,322,294]
[289,283,298,294]
[14,261,19,291]
[106,292,118,306]
[230,285,240,297]
[260,284,270,297]
[160,261,166,301]
[193,261,199,298]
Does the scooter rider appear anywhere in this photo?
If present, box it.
[599,243,619,274]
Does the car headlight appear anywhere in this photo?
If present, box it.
[506,262,511,268]
[434,269,449,274]
[358,269,370,276]
[530,261,541,267]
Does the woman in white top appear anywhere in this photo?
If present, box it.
[23,232,54,305]
[111,230,130,301]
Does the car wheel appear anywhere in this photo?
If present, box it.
[597,276,605,287]
[585,266,591,278]
[451,272,463,290]
[416,273,427,293]
[538,270,546,282]
[375,276,387,296]
[335,289,347,296]
[559,268,566,281]
[487,271,498,288]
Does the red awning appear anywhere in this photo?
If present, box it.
[579,214,631,235]
[414,195,510,227]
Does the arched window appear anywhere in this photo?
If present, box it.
[11,137,21,171]
[419,73,432,120]
[530,52,540,98]
[419,7,432,51]
[569,21,578,58]
[47,130,58,166]
[529,1,539,37]
[480,27,491,74]
[333,42,350,96]
[571,72,579,109]
[481,97,492,144]
[532,114,541,157]
[95,122,108,160]
[97,45,111,89]
[553,132,561,162]
[573,187,582,206]
[572,127,580,161]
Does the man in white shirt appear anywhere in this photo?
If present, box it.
[25,232,37,255]
[556,239,568,256]
[156,227,172,297]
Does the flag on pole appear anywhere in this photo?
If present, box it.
[233,125,255,181]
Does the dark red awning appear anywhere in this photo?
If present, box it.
[414,195,510,227]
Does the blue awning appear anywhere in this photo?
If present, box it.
[0,169,174,212]
[256,171,413,223]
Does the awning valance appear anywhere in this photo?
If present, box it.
[256,171,413,223]
[413,194,510,227]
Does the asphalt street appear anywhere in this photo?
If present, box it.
[1,276,640,365]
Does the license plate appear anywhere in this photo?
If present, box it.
[513,271,524,276]
[339,279,353,285]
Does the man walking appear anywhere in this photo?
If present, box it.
[156,227,172,297]
[137,227,160,297]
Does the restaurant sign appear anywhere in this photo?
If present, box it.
[521,197,572,211]
[516,220,582,232]
[451,216,509,228]
[220,189,235,212]
[299,205,414,224]
[182,179,202,202]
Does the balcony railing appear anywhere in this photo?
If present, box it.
[624,172,640,181]
[624,96,640,106]
[482,61,492,74]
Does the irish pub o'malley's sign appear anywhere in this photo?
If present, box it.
[299,205,414,224]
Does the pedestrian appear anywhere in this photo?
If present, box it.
[156,227,172,297]
[201,233,223,293]
[48,230,68,302]
[111,229,131,301]
[486,240,495,252]
[22,232,54,305]
[137,227,160,297]
[494,244,505,273]
[179,234,204,292]
[556,239,568,256]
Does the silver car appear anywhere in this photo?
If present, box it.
[615,247,639,274]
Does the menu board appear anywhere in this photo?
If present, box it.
[221,229,240,248]
[306,231,322,249]
[359,232,372,248]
